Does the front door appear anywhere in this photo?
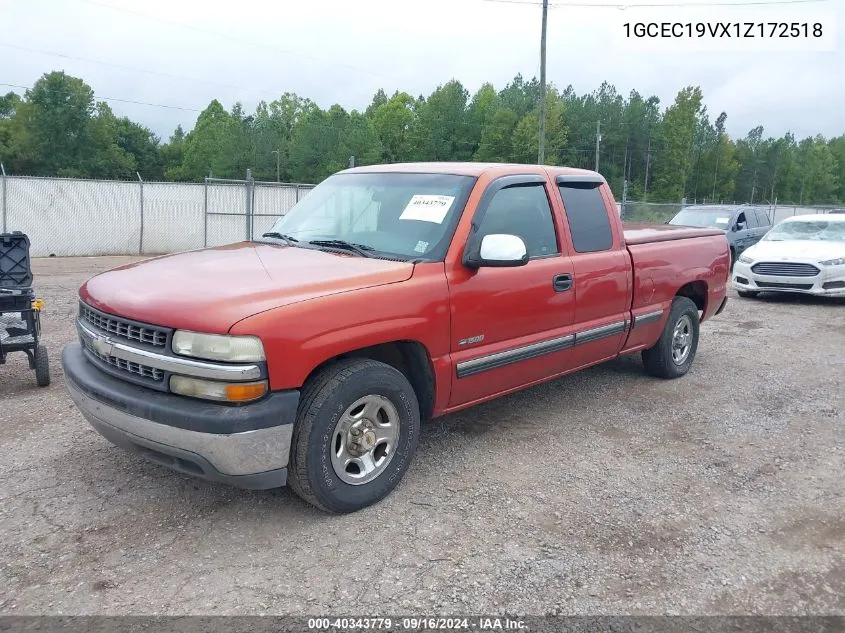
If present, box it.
[447,176,576,408]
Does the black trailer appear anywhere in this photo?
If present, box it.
[0,232,50,386]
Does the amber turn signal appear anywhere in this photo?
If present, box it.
[169,376,268,403]
[225,382,268,402]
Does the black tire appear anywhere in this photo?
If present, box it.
[729,248,736,271]
[288,358,420,514]
[737,290,759,298]
[35,345,50,387]
[641,297,700,379]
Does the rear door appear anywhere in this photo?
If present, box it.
[554,176,632,369]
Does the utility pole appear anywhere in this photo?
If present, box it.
[536,0,549,164]
[644,136,652,197]
[271,150,280,182]
[712,154,720,201]
[594,120,601,172]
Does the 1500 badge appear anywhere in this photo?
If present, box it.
[458,335,484,346]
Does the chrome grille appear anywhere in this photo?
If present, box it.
[751,262,820,277]
[79,302,168,347]
[81,336,164,381]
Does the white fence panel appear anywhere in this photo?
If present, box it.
[142,182,205,254]
[205,183,249,247]
[6,177,141,256]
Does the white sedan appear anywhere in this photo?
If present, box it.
[732,214,845,298]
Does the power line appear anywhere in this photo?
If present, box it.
[0,42,281,99]
[0,82,202,112]
[78,0,397,81]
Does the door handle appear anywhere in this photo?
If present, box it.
[553,273,572,292]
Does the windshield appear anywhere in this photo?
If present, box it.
[669,209,733,229]
[264,172,476,260]
[764,220,845,242]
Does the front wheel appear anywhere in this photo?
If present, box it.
[288,359,420,514]
[641,297,700,379]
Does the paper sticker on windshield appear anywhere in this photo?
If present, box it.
[399,195,455,224]
[414,240,429,253]
[716,217,730,224]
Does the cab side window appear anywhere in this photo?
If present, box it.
[557,182,613,253]
[474,184,559,258]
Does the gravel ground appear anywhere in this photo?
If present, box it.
[0,256,843,616]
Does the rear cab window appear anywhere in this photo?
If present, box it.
[556,178,614,253]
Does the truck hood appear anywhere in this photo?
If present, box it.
[80,242,414,333]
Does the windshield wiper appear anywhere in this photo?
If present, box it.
[308,239,375,257]
[262,232,299,245]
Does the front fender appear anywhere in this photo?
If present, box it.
[228,263,452,398]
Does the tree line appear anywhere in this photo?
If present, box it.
[1,70,843,204]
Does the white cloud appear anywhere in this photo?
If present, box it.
[1,0,843,142]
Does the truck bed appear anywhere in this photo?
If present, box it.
[623,223,726,245]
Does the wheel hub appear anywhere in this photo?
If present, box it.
[347,421,377,457]
[330,395,400,486]
[671,315,693,365]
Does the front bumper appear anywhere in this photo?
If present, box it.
[62,342,299,489]
[732,262,845,297]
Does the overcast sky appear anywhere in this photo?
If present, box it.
[2,0,843,143]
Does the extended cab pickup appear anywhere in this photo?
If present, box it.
[62,163,730,513]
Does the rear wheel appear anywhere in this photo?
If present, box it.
[737,290,759,298]
[288,358,420,514]
[35,345,50,387]
[641,297,700,379]
[729,248,736,271]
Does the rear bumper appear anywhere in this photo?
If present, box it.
[62,342,299,489]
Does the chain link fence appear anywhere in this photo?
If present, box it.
[620,200,842,224]
[0,172,314,257]
[1,169,842,257]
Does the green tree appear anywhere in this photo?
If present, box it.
[473,107,518,162]
[160,125,186,179]
[368,91,416,163]
[288,105,381,182]
[408,80,471,161]
[116,117,163,179]
[171,99,242,180]
[652,86,704,201]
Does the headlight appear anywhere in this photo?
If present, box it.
[171,331,265,362]
[738,255,753,264]
[170,376,268,403]
[820,257,845,266]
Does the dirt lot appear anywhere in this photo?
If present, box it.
[1,256,843,615]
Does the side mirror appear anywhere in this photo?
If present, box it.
[735,221,746,232]
[464,234,528,269]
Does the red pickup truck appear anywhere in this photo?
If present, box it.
[62,163,729,513]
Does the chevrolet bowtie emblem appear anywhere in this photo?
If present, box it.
[91,334,114,357]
